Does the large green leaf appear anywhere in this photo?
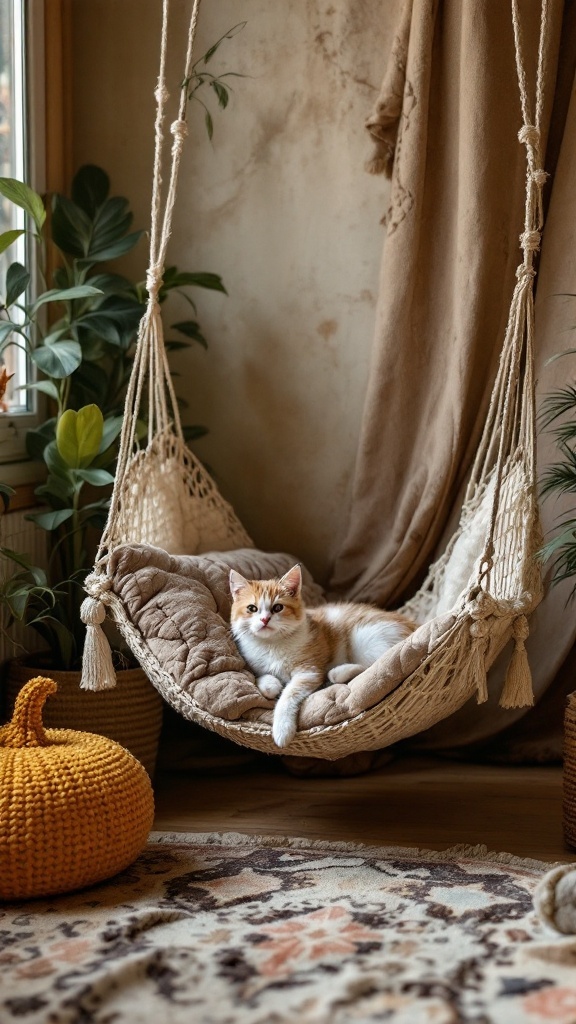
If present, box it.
[31,285,103,311]
[56,405,103,468]
[5,262,30,306]
[32,340,83,379]
[71,165,110,217]
[26,507,74,531]
[90,196,133,250]
[75,467,115,486]
[0,178,46,231]
[0,228,24,256]
[21,380,60,402]
[78,230,144,265]
[50,193,92,257]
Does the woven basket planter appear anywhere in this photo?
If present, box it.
[564,692,576,851]
[3,659,163,778]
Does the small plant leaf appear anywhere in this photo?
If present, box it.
[31,285,103,311]
[74,467,115,486]
[0,178,46,231]
[5,262,30,306]
[205,110,214,140]
[78,231,144,265]
[0,228,25,256]
[210,80,229,109]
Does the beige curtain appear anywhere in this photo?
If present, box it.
[329,0,576,754]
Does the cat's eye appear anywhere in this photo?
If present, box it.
[246,604,258,613]
[272,603,284,613]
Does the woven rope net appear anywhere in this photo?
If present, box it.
[80,0,548,758]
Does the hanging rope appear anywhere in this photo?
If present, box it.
[97,0,202,564]
[467,0,549,585]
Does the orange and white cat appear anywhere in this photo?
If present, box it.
[229,564,417,748]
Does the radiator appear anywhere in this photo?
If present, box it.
[0,508,48,664]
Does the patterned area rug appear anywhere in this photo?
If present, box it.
[1,832,575,1024]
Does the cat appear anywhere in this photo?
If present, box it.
[229,564,417,748]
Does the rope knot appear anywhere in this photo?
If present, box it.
[83,572,112,599]
[468,590,497,620]
[516,264,536,280]
[171,119,189,144]
[532,168,548,187]
[154,83,170,106]
[146,267,164,300]
[520,229,541,253]
[470,619,490,641]
[518,123,540,149]
[512,613,530,644]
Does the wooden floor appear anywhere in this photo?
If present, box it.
[153,754,575,864]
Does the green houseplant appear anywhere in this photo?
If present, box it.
[0,165,225,671]
[539,353,576,599]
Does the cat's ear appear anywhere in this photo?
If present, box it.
[279,564,302,597]
[229,569,249,598]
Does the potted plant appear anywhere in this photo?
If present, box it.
[0,166,226,774]
[539,354,576,597]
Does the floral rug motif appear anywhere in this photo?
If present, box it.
[0,832,575,1024]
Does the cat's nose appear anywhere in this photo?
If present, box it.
[260,615,271,626]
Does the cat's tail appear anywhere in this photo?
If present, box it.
[272,670,323,748]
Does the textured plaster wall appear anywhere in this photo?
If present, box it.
[71,0,399,583]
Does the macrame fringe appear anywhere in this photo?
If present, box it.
[500,614,534,708]
[79,596,117,692]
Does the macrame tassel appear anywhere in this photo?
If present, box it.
[500,614,534,709]
[79,597,117,692]
[469,620,490,704]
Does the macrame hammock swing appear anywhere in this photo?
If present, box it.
[79,0,549,760]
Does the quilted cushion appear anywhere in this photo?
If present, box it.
[108,545,442,731]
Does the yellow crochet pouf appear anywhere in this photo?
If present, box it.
[0,676,154,899]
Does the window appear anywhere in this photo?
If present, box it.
[0,0,44,462]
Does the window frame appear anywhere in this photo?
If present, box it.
[0,1,71,476]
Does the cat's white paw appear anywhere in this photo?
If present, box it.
[272,715,297,748]
[328,663,364,684]
[257,674,283,699]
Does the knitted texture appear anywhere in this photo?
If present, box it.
[0,676,154,899]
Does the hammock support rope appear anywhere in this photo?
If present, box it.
[79,0,548,759]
